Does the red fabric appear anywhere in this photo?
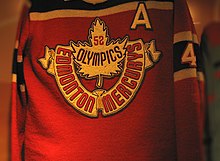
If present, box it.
[11,83,24,161]
[174,0,197,35]
[174,0,204,160]
[24,9,176,161]
[11,1,204,161]
[174,78,203,161]
[10,4,29,161]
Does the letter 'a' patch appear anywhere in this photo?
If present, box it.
[38,18,162,118]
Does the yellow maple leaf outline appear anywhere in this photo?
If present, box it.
[70,18,128,88]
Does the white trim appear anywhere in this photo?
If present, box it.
[82,0,107,5]
[12,74,17,83]
[17,55,23,63]
[15,40,19,49]
[174,68,197,82]
[197,71,205,82]
[174,31,199,44]
[20,84,26,92]
[30,1,173,21]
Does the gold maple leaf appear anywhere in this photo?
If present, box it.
[71,18,128,88]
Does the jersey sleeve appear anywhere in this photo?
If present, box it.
[173,0,205,161]
[11,1,30,161]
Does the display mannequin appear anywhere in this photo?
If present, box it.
[201,21,220,161]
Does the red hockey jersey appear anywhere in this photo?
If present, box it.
[11,0,204,160]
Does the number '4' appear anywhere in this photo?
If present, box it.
[181,43,197,67]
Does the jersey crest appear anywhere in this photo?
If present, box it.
[38,18,162,117]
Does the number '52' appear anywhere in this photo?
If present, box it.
[94,36,104,46]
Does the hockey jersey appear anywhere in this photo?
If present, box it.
[11,0,204,160]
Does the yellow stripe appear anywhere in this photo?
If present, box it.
[197,72,205,82]
[174,68,197,82]
[82,0,107,4]
[20,84,26,92]
[17,55,23,63]
[15,40,19,49]
[174,31,199,44]
[147,1,173,10]
[12,74,17,83]
[30,1,173,21]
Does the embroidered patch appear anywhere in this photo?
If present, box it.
[38,18,162,117]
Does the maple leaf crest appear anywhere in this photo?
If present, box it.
[71,18,128,88]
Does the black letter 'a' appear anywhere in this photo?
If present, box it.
[131,2,152,30]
